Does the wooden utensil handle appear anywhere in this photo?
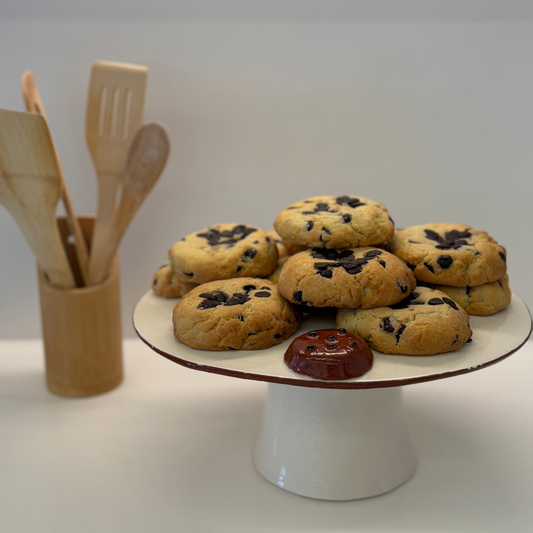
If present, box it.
[89,171,121,285]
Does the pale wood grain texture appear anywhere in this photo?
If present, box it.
[86,60,147,286]
[38,217,123,397]
[89,123,170,284]
[0,109,75,288]
[21,71,91,287]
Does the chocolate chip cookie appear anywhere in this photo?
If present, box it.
[424,274,511,316]
[173,278,302,351]
[274,196,395,249]
[152,264,197,298]
[390,224,507,287]
[337,287,472,355]
[267,256,289,284]
[169,224,278,284]
[278,247,416,308]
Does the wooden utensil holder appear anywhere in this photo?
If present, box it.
[37,216,123,397]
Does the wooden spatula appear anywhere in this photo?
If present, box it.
[0,109,75,288]
[88,123,170,285]
[21,71,90,286]
[86,60,148,285]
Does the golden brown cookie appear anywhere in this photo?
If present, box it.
[390,224,506,287]
[173,278,302,351]
[337,287,472,355]
[274,195,394,249]
[424,274,511,316]
[267,256,289,284]
[278,247,416,308]
[169,224,278,284]
[152,265,197,298]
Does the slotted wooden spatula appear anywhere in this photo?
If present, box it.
[88,123,170,284]
[21,71,90,286]
[86,61,148,285]
[0,109,75,288]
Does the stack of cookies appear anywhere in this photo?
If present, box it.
[151,195,510,357]
[274,196,473,355]
[389,224,511,316]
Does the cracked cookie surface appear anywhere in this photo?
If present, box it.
[424,274,511,316]
[274,195,395,249]
[336,286,472,355]
[390,223,506,287]
[169,224,278,284]
[277,247,416,308]
[172,278,302,351]
[152,264,198,298]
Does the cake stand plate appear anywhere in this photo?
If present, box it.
[133,292,531,500]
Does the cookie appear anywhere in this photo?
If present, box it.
[390,224,506,287]
[283,240,308,255]
[169,224,278,284]
[172,278,302,351]
[274,195,394,249]
[267,256,289,284]
[277,247,416,308]
[152,264,197,298]
[265,230,289,258]
[336,287,472,355]
[424,274,511,316]
[284,328,373,380]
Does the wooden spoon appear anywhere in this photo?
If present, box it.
[86,61,148,285]
[88,123,170,285]
[0,109,75,288]
[21,71,90,286]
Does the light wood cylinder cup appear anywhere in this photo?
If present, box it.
[38,217,123,397]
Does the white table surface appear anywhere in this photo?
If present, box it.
[1,338,532,533]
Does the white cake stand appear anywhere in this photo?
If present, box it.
[133,292,532,501]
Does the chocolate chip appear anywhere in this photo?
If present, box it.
[326,334,336,341]
[293,291,305,305]
[243,248,257,260]
[238,314,244,321]
[308,331,318,337]
[364,250,382,258]
[348,341,358,348]
[343,214,352,223]
[198,225,256,246]
[424,228,471,250]
[437,255,453,269]
[326,344,336,349]
[153,279,158,285]
[317,269,333,279]
[306,221,314,231]
[442,297,458,310]
[236,266,242,272]
[183,271,194,277]
[307,345,315,351]
[424,263,435,273]
[380,317,395,333]
[396,280,408,293]
[243,285,256,292]
[452,335,458,345]
[255,291,271,298]
[322,227,331,235]
[378,260,387,268]
[499,252,506,263]
[336,196,366,209]
[266,237,271,243]
[261,286,271,290]
[338,328,347,334]
[395,325,406,343]
[428,298,444,305]
[274,334,281,339]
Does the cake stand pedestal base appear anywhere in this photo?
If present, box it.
[253,383,417,501]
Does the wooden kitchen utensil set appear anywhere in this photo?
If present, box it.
[1,60,169,290]
[0,61,170,397]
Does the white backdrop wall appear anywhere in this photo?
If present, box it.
[0,6,532,337]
